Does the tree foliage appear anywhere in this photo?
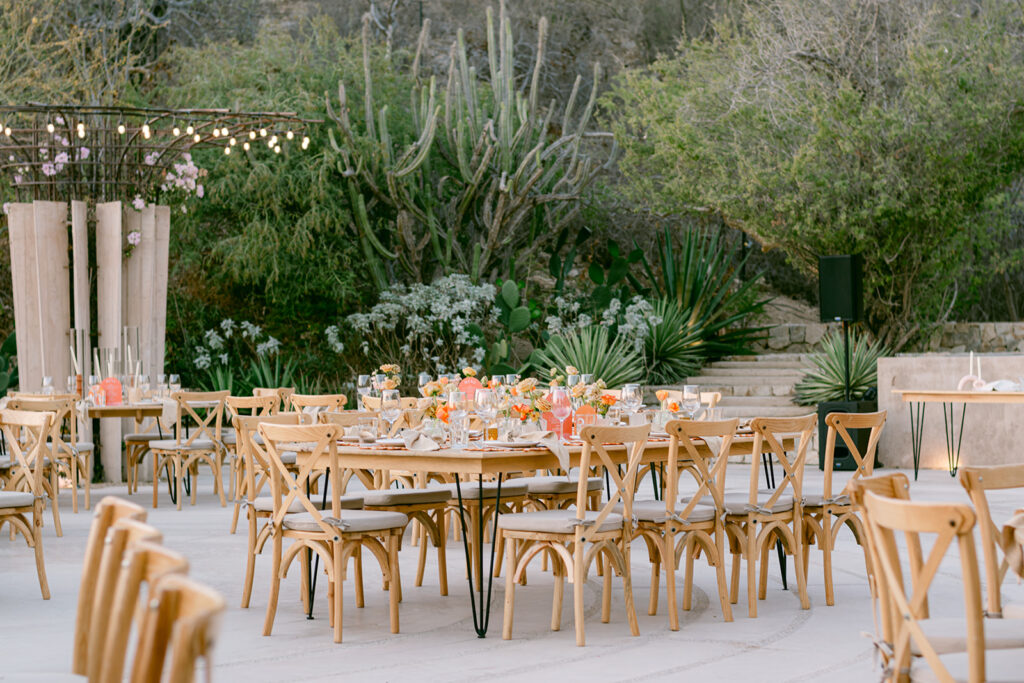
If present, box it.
[608,0,1024,348]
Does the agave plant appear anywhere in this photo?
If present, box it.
[529,326,644,388]
[639,227,770,363]
[643,299,705,384]
[795,329,890,405]
[246,356,297,393]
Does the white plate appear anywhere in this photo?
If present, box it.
[376,438,406,446]
[480,440,539,449]
[340,435,360,443]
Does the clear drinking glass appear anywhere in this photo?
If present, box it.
[475,389,498,439]
[418,372,432,393]
[448,391,468,446]
[157,374,168,398]
[41,376,54,394]
[550,386,572,438]
[621,384,642,415]
[88,375,103,406]
[505,374,520,386]
[357,375,372,409]
[682,384,701,419]
[169,374,181,393]
[357,416,379,443]
[380,389,401,437]
[373,374,388,395]
[580,373,595,385]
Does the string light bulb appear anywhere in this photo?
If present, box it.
[229,137,236,146]
[212,128,220,137]
[269,135,278,146]
[249,130,256,140]
[172,125,181,136]
[141,123,150,139]
[224,146,231,155]
[3,127,10,137]
[193,133,201,143]
[242,141,250,151]
[220,127,229,137]
[286,130,294,140]
[186,125,194,135]
[46,122,55,133]
[259,128,267,137]
[77,122,86,138]
[117,122,126,135]
[274,145,281,154]
[301,136,310,150]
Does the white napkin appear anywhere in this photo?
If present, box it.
[703,436,726,458]
[1002,511,1024,579]
[158,398,177,426]
[517,430,570,472]
[400,429,441,451]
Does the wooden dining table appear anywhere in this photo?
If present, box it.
[293,432,789,637]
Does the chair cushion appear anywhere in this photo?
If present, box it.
[0,456,10,469]
[910,648,1024,683]
[0,491,34,508]
[283,509,408,533]
[362,488,451,506]
[517,475,604,494]
[719,492,795,515]
[280,451,297,465]
[913,617,1024,656]
[252,494,364,513]
[150,438,217,451]
[802,492,850,507]
[437,481,529,499]
[498,509,624,534]
[614,500,717,524]
[124,433,161,443]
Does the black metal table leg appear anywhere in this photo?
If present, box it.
[454,473,502,637]
[650,463,660,501]
[909,401,926,480]
[761,452,788,590]
[942,402,967,477]
[305,468,331,619]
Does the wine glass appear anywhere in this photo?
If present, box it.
[380,389,401,437]
[550,386,572,438]
[157,373,168,398]
[169,374,181,393]
[682,384,701,419]
[373,373,387,396]
[475,389,498,440]
[621,383,642,418]
[505,374,519,386]
[88,374,103,406]
[580,373,595,387]
[41,376,54,395]
[357,375,372,410]
[418,372,432,393]
[448,391,468,447]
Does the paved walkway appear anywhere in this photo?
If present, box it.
[2,467,1019,682]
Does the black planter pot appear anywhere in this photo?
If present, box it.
[817,400,880,471]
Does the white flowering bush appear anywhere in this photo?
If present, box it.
[343,274,497,374]
[190,318,282,391]
[544,291,661,354]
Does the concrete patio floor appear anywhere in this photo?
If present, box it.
[2,466,1021,682]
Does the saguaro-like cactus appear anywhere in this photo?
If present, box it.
[328,1,617,286]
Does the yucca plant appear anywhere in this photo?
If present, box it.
[643,299,705,384]
[246,356,297,392]
[795,329,889,405]
[529,326,644,388]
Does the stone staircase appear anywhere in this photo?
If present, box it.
[686,353,810,419]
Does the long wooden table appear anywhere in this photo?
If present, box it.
[294,433,786,637]
[893,389,1024,478]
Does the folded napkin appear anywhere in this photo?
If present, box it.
[1002,511,1024,579]
[516,430,570,472]
[343,425,378,444]
[400,429,441,451]
[158,397,177,426]
[703,436,726,458]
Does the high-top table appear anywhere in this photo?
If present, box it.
[893,389,1024,478]
[294,433,786,637]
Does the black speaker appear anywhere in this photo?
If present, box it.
[818,255,863,323]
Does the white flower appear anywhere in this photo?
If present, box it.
[218,353,229,365]
[41,162,56,176]
[196,184,204,198]
[204,329,225,351]
[256,337,280,356]
[220,318,235,337]
[325,325,344,353]
[54,151,69,166]
[240,321,261,339]
[132,195,145,211]
[2,203,9,215]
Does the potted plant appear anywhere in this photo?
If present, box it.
[795,329,889,470]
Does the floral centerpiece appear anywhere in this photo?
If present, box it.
[505,377,550,425]
[420,379,449,421]
[578,379,617,417]
[655,390,680,413]
[378,364,401,390]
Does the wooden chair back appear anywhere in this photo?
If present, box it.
[700,391,722,411]
[259,423,343,537]
[320,410,379,427]
[168,391,229,447]
[361,396,420,411]
[73,497,147,675]
[861,492,984,682]
[289,393,348,415]
[6,395,78,461]
[958,464,1024,617]
[664,418,739,517]
[252,387,295,412]
[745,414,816,511]
[0,408,53,497]
[129,573,225,683]
[651,390,721,417]
[236,412,305,504]
[822,410,887,502]
[88,520,166,682]
[577,423,651,538]
[226,395,279,428]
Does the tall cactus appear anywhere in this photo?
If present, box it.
[327,1,617,285]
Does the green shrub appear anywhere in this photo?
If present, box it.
[529,326,644,388]
[795,329,889,405]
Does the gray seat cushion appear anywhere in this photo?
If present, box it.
[911,648,1024,682]
[252,494,364,513]
[280,451,297,465]
[498,509,624,534]
[362,488,451,506]
[438,481,529,499]
[0,456,10,469]
[518,475,603,494]
[802,492,850,507]
[283,509,408,533]
[0,491,35,508]
[718,492,795,515]
[124,433,161,443]
[913,617,1024,656]
[614,500,717,524]
[150,438,217,451]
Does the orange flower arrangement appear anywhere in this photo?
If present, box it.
[667,401,680,412]
[600,394,617,406]
[655,390,670,402]
[436,402,451,424]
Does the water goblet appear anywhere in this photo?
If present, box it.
[357,375,372,410]
[682,384,701,419]
[550,385,572,438]
[380,389,402,438]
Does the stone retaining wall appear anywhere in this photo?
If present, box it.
[754,321,1024,353]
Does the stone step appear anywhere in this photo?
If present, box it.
[717,405,811,418]
[697,367,805,378]
[710,360,806,370]
[721,353,814,363]
[687,380,796,398]
[687,374,800,387]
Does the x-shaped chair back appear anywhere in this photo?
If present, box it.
[746,415,815,513]
[862,492,984,682]
[0,408,53,496]
[130,573,225,683]
[958,464,1024,618]
[577,423,650,539]
[238,412,305,503]
[168,391,228,447]
[7,396,77,462]
[664,418,738,519]
[288,394,348,417]
[226,395,278,428]
[259,422,343,538]
[822,410,887,503]
[252,387,295,413]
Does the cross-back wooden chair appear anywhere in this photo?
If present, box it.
[500,423,649,646]
[861,492,1024,683]
[723,414,815,618]
[149,390,229,510]
[259,422,406,642]
[73,497,148,676]
[637,418,738,630]
[803,410,886,606]
[129,573,226,683]
[958,464,1024,619]
[360,395,420,411]
[252,386,295,412]
[225,395,279,534]
[125,412,169,496]
[289,393,348,416]
[319,411,379,492]
[0,408,54,599]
